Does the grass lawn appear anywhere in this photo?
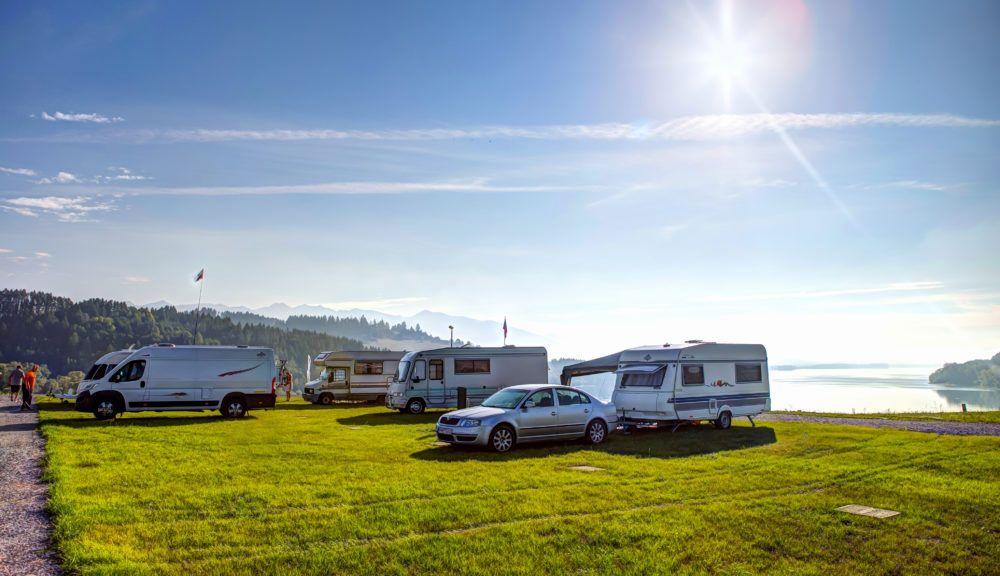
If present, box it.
[39,400,1000,575]
[776,410,1000,424]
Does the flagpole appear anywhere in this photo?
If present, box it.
[193,273,204,345]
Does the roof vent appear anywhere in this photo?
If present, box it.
[155,342,176,347]
[663,342,671,347]
[685,340,704,344]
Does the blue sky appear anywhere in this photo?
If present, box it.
[1,0,999,363]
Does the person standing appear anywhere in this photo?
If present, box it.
[7,364,24,402]
[283,369,293,402]
[21,365,37,411]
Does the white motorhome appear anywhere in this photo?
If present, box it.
[302,350,405,405]
[386,346,548,414]
[75,344,277,420]
[562,342,769,429]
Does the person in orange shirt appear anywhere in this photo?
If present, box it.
[21,364,37,412]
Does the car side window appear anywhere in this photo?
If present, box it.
[527,389,554,407]
[579,392,592,404]
[112,360,145,383]
[556,389,581,406]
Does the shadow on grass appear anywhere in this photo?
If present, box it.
[337,411,441,427]
[411,425,778,462]
[273,401,380,411]
[36,403,260,428]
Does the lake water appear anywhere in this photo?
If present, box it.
[564,366,1000,413]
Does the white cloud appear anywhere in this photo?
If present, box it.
[40,111,123,124]
[871,180,955,192]
[34,252,51,258]
[322,296,427,310]
[96,179,576,197]
[2,196,116,222]
[123,276,151,284]
[97,167,151,182]
[741,178,798,188]
[696,281,944,303]
[34,171,82,185]
[0,248,12,253]
[84,113,1000,143]
[0,166,36,177]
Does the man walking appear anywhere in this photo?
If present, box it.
[7,364,24,403]
[20,365,37,411]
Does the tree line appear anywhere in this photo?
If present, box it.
[223,311,454,345]
[929,352,1000,388]
[0,289,366,387]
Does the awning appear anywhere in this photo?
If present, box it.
[560,351,624,386]
[616,364,666,375]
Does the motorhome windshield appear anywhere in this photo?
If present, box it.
[482,389,530,409]
[84,363,115,381]
[394,361,411,382]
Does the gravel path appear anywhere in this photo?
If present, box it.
[759,413,1000,436]
[0,401,59,576]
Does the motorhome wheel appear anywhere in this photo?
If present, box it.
[585,420,607,445]
[715,411,732,430]
[93,398,119,420]
[222,396,248,418]
[319,393,333,405]
[406,398,425,414]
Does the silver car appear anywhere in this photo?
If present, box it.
[435,384,618,453]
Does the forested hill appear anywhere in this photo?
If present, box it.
[223,311,453,347]
[929,352,1000,388]
[0,289,364,383]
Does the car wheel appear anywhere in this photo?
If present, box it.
[93,397,119,420]
[406,398,425,414]
[585,419,607,445]
[715,411,732,430]
[319,393,333,405]
[222,396,248,418]
[489,425,515,453]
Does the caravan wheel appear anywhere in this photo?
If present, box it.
[714,411,732,430]
[406,398,426,415]
[319,393,333,405]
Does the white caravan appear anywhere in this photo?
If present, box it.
[386,346,548,414]
[302,350,405,405]
[563,342,769,430]
[75,344,277,420]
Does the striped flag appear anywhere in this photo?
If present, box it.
[502,317,508,340]
[194,269,205,282]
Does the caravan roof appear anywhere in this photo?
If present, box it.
[403,346,547,361]
[314,350,405,364]
[560,342,767,385]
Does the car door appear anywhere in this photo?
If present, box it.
[517,388,559,439]
[109,359,147,409]
[555,388,590,436]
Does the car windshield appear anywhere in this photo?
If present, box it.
[481,388,530,409]
[394,360,410,382]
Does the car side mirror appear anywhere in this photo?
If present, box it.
[523,400,535,410]
[412,377,422,383]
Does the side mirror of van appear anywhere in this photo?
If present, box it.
[412,377,422,383]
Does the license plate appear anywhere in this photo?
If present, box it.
[439,427,452,434]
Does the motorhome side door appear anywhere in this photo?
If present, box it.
[427,359,446,406]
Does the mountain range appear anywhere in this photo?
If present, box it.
[141,301,545,349]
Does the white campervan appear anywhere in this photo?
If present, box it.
[302,350,405,405]
[564,342,769,430]
[75,344,277,420]
[386,346,548,414]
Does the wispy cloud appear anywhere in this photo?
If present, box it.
[869,180,956,192]
[34,171,82,185]
[40,111,123,124]
[96,167,151,182]
[73,179,576,197]
[123,276,151,284]
[0,166,37,177]
[2,196,116,222]
[697,281,944,303]
[35,112,997,144]
[741,178,798,189]
[0,248,12,254]
[322,296,428,310]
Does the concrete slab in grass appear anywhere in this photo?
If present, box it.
[568,465,605,472]
[836,505,900,519]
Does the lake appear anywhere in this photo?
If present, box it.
[564,366,1000,413]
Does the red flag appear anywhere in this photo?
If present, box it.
[194,269,205,282]
[502,317,508,340]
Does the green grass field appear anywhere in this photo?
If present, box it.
[39,400,1000,575]
[775,410,1000,424]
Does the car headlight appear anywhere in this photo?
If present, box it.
[459,418,481,427]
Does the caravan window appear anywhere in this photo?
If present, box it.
[736,363,763,383]
[354,361,384,375]
[681,365,705,386]
[429,360,444,380]
[455,359,490,374]
[621,372,664,388]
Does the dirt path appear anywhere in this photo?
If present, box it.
[759,413,1000,437]
[0,401,59,576]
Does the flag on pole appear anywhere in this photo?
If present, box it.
[502,317,508,342]
[194,269,205,283]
